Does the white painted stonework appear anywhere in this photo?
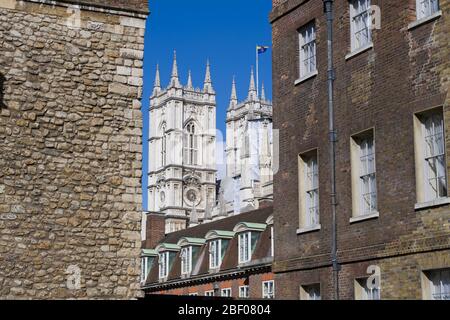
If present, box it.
[148,52,217,233]
[147,54,273,233]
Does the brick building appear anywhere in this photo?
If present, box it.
[0,0,147,298]
[271,0,449,299]
[141,205,275,299]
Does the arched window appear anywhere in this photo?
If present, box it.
[161,123,167,167]
[184,122,198,165]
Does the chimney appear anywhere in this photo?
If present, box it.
[144,213,166,249]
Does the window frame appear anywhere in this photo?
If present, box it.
[158,251,170,280]
[209,239,222,269]
[300,283,321,300]
[350,129,379,221]
[239,285,249,299]
[238,232,252,264]
[262,280,275,299]
[414,107,449,208]
[416,0,440,20]
[161,123,167,167]
[184,122,198,165]
[354,277,381,300]
[298,21,317,79]
[298,149,321,231]
[204,290,214,297]
[349,0,372,52]
[221,288,232,297]
[180,246,193,276]
[422,268,450,300]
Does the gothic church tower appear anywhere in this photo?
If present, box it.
[147,52,217,233]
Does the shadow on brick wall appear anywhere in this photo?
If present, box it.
[0,73,5,108]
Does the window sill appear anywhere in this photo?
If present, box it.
[345,42,374,61]
[349,211,379,224]
[296,224,321,235]
[408,10,442,30]
[294,70,318,85]
[415,197,450,211]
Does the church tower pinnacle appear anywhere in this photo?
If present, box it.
[203,60,214,94]
[169,50,181,88]
[186,70,193,90]
[152,64,161,96]
[247,66,257,101]
[228,76,238,110]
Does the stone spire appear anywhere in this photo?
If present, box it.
[247,66,257,101]
[203,60,214,94]
[228,76,238,110]
[261,82,266,101]
[186,70,193,90]
[170,50,181,88]
[152,64,161,96]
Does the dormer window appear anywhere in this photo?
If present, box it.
[238,232,252,264]
[209,240,221,269]
[140,249,156,284]
[234,222,266,265]
[158,252,170,279]
[156,243,180,281]
[205,230,234,271]
[180,246,192,275]
[177,237,205,277]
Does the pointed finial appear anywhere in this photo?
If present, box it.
[203,59,214,93]
[261,82,266,101]
[186,70,193,89]
[152,64,161,96]
[170,50,181,88]
[247,66,257,101]
[228,76,237,110]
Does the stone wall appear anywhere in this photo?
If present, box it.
[0,0,147,299]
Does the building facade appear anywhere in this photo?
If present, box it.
[271,0,449,299]
[146,58,274,234]
[215,70,274,216]
[147,54,217,233]
[141,205,275,299]
[0,0,148,298]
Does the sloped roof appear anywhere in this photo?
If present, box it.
[143,206,273,289]
[159,205,273,245]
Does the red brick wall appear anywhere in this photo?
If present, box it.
[150,273,274,299]
[145,214,165,249]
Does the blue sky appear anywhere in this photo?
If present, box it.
[142,0,273,210]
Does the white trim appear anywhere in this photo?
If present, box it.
[204,290,214,297]
[262,280,275,299]
[239,285,249,299]
[408,10,442,30]
[296,224,321,234]
[349,211,379,223]
[221,288,232,297]
[294,70,318,85]
[415,197,450,210]
[209,239,222,270]
[238,232,252,264]
[345,42,373,60]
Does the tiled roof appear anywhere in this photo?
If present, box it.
[143,206,273,289]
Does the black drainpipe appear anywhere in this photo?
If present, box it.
[323,0,340,300]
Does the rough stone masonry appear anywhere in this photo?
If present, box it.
[0,0,148,298]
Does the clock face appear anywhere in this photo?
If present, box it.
[186,189,197,202]
[184,188,201,207]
